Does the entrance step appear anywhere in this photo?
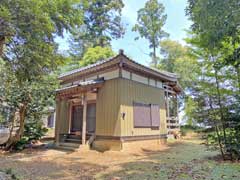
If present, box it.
[65,138,82,143]
[59,142,80,148]
[55,145,77,152]
[56,133,94,151]
[56,142,80,151]
[67,134,81,139]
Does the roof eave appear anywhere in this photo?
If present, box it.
[58,52,180,85]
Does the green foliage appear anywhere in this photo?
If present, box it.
[206,126,240,160]
[186,0,240,50]
[156,40,199,127]
[159,40,188,72]
[1,65,58,114]
[79,46,115,67]
[180,124,203,136]
[186,0,240,160]
[0,0,83,81]
[69,0,124,61]
[14,122,48,151]
[133,0,168,66]
[24,122,48,142]
[158,39,199,89]
[5,168,20,180]
[184,96,198,126]
[0,0,83,149]
[81,0,125,47]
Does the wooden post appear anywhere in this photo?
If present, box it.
[82,93,87,145]
[166,91,170,118]
[68,101,72,133]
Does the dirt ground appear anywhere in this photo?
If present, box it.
[0,137,240,180]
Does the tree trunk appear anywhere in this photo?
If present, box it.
[215,125,225,160]
[0,36,5,57]
[214,69,227,149]
[209,95,225,160]
[235,65,240,94]
[5,103,27,150]
[153,43,157,68]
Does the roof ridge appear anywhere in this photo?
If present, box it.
[59,50,179,80]
[59,55,117,78]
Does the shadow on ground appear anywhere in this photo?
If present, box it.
[0,138,240,180]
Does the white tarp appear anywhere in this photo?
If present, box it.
[0,128,9,144]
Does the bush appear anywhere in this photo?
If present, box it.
[205,125,240,160]
[180,125,204,136]
[14,121,48,150]
[24,121,48,141]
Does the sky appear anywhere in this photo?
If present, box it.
[56,0,192,66]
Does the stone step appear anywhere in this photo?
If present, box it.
[55,145,77,152]
[67,134,81,139]
[65,138,81,143]
[59,142,80,148]
[66,135,91,141]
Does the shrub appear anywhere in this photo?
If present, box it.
[14,121,48,150]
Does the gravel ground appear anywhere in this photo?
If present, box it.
[0,137,239,180]
[0,171,11,180]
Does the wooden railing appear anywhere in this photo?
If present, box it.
[166,117,180,132]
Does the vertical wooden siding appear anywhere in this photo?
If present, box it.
[55,99,70,140]
[96,79,121,136]
[119,78,167,136]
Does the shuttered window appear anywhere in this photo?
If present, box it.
[133,102,160,128]
[133,102,151,127]
[151,104,160,127]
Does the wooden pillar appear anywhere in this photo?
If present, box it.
[166,91,170,118]
[68,101,72,133]
[82,93,87,145]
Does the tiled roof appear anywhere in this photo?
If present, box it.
[59,51,179,82]
[59,57,114,79]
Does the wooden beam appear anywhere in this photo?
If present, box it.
[82,93,87,145]
[56,83,104,99]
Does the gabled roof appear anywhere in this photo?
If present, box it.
[59,57,114,79]
[59,50,182,93]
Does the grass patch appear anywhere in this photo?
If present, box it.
[0,168,20,180]
[100,139,240,179]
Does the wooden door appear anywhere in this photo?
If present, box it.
[87,103,96,133]
[71,105,83,132]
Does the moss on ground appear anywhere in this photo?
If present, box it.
[0,138,239,180]
[100,139,240,180]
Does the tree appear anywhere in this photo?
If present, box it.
[186,0,240,160]
[158,39,199,89]
[79,46,115,67]
[61,46,115,74]
[186,0,240,91]
[156,39,199,126]
[159,40,188,72]
[132,0,168,67]
[69,0,125,60]
[183,96,198,126]
[0,0,83,149]
[0,65,58,149]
